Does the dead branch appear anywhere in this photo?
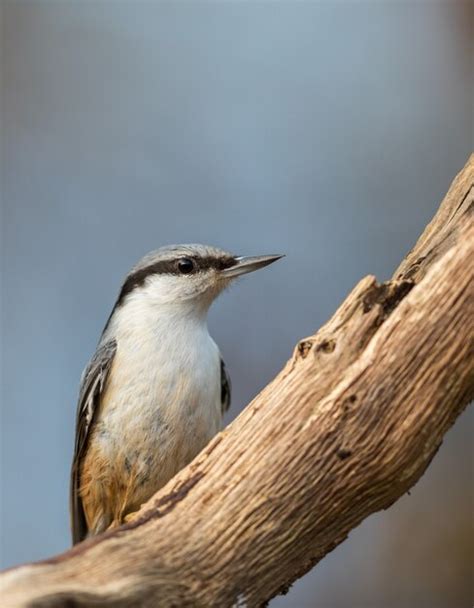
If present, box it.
[1,156,473,608]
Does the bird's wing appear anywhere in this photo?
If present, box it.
[220,357,231,415]
[70,338,117,545]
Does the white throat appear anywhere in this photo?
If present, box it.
[105,290,212,346]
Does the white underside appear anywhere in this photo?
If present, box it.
[96,292,223,509]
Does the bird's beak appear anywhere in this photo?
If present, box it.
[220,254,284,278]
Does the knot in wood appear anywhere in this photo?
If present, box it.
[297,340,314,359]
[316,339,336,354]
[362,279,414,319]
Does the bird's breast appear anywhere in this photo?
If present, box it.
[94,318,222,505]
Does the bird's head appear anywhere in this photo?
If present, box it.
[115,244,283,315]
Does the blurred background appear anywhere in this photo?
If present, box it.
[1,1,473,606]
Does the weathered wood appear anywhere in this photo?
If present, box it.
[1,156,473,608]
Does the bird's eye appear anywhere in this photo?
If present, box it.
[177,257,195,274]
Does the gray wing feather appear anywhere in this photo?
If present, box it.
[220,357,231,415]
[70,339,117,545]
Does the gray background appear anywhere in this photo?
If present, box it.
[1,1,473,607]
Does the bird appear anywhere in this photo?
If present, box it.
[70,243,283,544]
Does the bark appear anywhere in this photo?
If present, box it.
[1,156,473,608]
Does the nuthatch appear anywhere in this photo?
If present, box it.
[70,244,282,544]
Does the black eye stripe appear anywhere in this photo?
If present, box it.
[114,255,236,308]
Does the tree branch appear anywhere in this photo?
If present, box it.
[2,156,473,608]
